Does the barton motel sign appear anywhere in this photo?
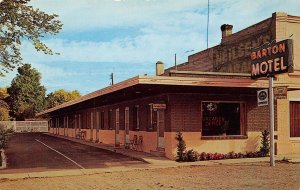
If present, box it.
[251,39,293,79]
[250,39,293,167]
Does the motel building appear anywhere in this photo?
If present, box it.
[38,12,300,160]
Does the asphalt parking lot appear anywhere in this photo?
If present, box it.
[2,133,144,174]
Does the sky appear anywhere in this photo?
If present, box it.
[1,0,300,95]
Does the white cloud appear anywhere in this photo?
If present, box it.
[4,0,299,94]
[30,0,208,32]
[21,33,203,68]
[29,0,300,35]
[27,0,300,62]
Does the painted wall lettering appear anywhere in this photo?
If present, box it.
[213,33,271,73]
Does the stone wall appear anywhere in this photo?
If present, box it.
[0,121,48,132]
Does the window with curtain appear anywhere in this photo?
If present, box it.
[290,101,300,137]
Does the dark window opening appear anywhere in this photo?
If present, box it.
[133,105,139,130]
[152,109,157,130]
[125,107,129,134]
[100,111,104,129]
[108,110,113,130]
[202,102,243,136]
[147,104,152,130]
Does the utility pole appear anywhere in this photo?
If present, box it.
[269,76,275,166]
[175,53,177,70]
[207,0,210,49]
[110,72,114,85]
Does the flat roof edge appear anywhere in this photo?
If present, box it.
[37,75,141,116]
[168,70,251,77]
[37,75,276,116]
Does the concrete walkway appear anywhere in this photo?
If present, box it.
[1,133,299,180]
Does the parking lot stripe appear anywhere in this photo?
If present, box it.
[35,139,85,169]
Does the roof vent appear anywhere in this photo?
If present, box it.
[156,61,164,76]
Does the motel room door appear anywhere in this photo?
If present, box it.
[124,107,130,145]
[157,109,165,149]
[95,111,100,142]
[90,112,94,142]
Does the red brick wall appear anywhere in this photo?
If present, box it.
[50,93,271,134]
[169,96,201,132]
[246,98,270,131]
[168,93,270,133]
[164,49,214,75]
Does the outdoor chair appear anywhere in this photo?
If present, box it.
[129,135,143,151]
[80,131,86,140]
[75,131,81,139]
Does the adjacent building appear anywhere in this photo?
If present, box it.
[38,12,300,159]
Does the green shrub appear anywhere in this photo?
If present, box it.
[228,151,235,159]
[237,152,245,158]
[259,130,270,157]
[175,131,186,162]
[185,149,197,162]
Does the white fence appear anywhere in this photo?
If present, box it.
[0,121,48,132]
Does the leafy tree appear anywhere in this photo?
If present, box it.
[0,107,9,121]
[7,64,46,120]
[0,87,9,99]
[0,0,62,76]
[46,89,81,109]
[0,87,10,121]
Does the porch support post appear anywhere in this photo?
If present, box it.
[269,76,275,166]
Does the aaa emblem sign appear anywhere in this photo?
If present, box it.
[257,89,268,107]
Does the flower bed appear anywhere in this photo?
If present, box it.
[182,150,265,162]
[175,130,270,162]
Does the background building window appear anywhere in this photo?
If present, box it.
[202,102,244,136]
[290,101,300,137]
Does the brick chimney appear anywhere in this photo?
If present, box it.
[156,61,164,76]
[221,24,233,39]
